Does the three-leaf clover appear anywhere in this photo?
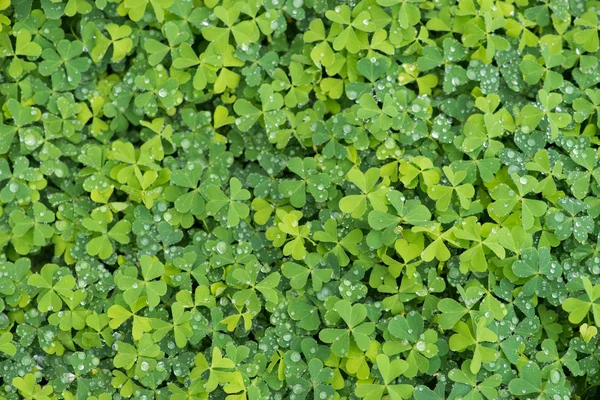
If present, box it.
[386,311,439,377]
[90,23,133,63]
[278,157,329,207]
[201,6,260,51]
[115,255,167,309]
[123,0,173,22]
[203,177,251,227]
[266,209,312,260]
[39,39,90,86]
[325,5,375,54]
[427,167,475,211]
[171,163,206,218]
[113,333,164,376]
[27,263,75,312]
[82,211,131,260]
[448,317,498,374]
[449,361,502,400]
[368,190,431,231]
[562,276,600,326]
[0,29,42,77]
[12,374,53,400]
[318,299,375,357]
[546,197,594,243]
[512,247,561,297]
[519,89,572,138]
[10,202,55,247]
[229,260,281,313]
[313,219,363,266]
[508,362,543,397]
[355,354,413,400]
[488,174,547,230]
[282,253,333,292]
[339,167,388,218]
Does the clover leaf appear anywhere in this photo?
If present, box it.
[123,0,173,22]
[449,317,498,374]
[115,255,167,309]
[82,211,131,260]
[313,219,362,266]
[282,253,332,292]
[488,174,547,230]
[278,157,329,207]
[39,39,90,86]
[508,361,542,397]
[355,354,413,400]
[427,166,475,211]
[339,167,388,218]
[319,299,375,357]
[12,374,53,400]
[1,0,600,398]
[203,177,251,227]
[90,23,133,63]
[562,276,600,326]
[27,264,75,312]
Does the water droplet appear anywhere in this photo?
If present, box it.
[554,213,565,222]
[216,241,227,254]
[550,369,560,384]
[24,133,37,146]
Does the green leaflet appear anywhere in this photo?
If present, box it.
[0,0,599,398]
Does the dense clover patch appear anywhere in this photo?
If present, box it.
[2,0,600,399]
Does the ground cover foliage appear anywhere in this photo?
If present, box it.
[2,0,600,398]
